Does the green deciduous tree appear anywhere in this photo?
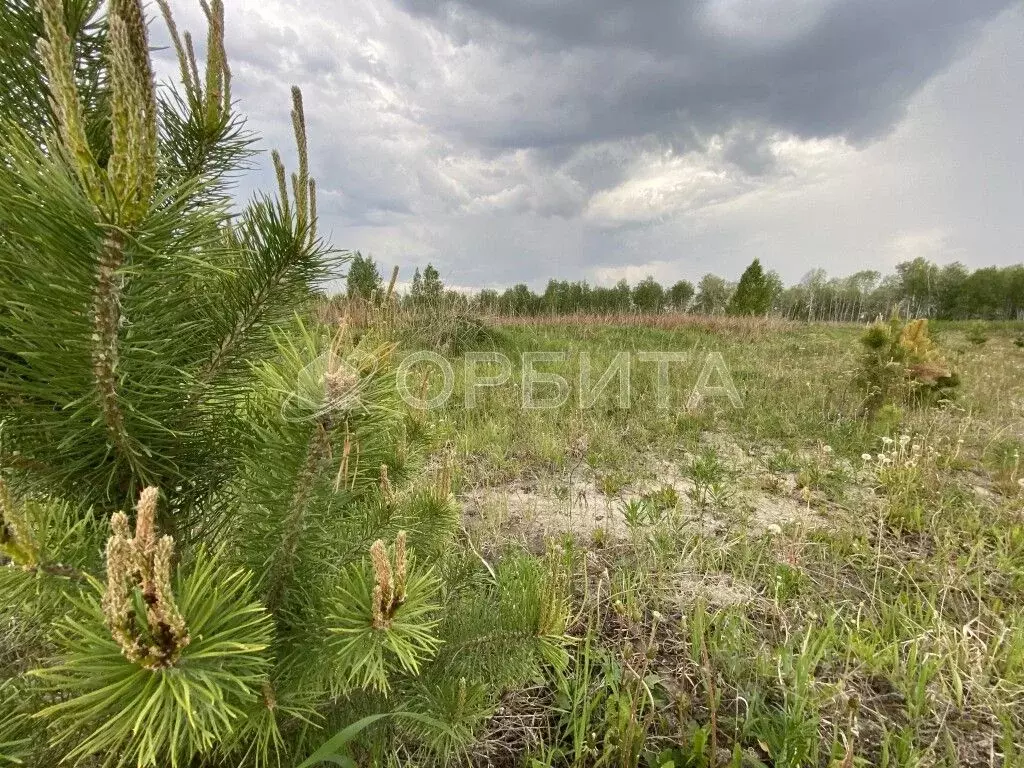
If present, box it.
[631,276,666,314]
[896,257,939,317]
[346,251,383,300]
[0,3,567,766]
[668,280,695,311]
[693,274,733,315]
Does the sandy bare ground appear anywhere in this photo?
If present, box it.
[459,434,864,550]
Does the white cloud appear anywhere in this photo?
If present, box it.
[593,260,687,286]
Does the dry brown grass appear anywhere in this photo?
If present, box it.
[488,311,800,337]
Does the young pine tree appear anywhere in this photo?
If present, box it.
[856,315,959,414]
[0,2,567,766]
[409,267,423,301]
[421,264,444,304]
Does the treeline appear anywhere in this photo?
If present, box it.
[343,254,1024,322]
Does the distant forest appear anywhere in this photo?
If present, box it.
[343,254,1024,322]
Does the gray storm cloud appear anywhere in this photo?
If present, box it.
[395,0,1009,146]
[153,0,1024,289]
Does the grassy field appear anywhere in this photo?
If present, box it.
[404,316,1024,767]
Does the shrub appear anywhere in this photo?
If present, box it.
[856,316,959,414]
[0,2,567,766]
[967,322,990,346]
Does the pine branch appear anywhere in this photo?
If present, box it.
[155,0,198,102]
[107,0,158,223]
[195,86,328,388]
[265,423,333,614]
[197,201,325,388]
[30,562,87,582]
[290,87,310,235]
[35,0,103,207]
[156,0,251,207]
[34,546,274,767]
[90,228,131,461]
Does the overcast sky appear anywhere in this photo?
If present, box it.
[154,0,1023,290]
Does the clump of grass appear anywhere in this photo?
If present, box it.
[642,485,679,515]
[872,402,904,437]
[984,438,1022,497]
[689,447,734,518]
[620,498,654,529]
[324,293,513,355]
[795,444,851,502]
[864,434,934,532]
[967,321,990,346]
[596,472,630,497]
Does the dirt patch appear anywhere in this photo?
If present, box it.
[632,458,698,497]
[739,489,829,533]
[694,431,768,475]
[462,478,628,549]
[461,474,830,547]
[462,457,704,547]
[461,436,856,546]
[675,572,764,609]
